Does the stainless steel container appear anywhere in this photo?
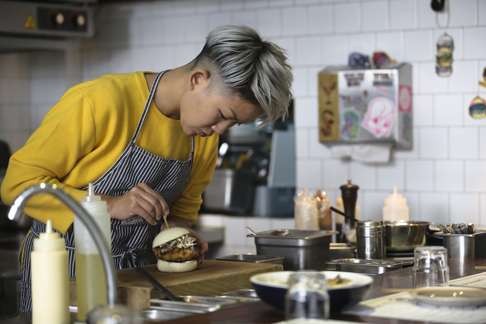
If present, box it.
[357,221,384,260]
[384,221,430,253]
[437,233,476,277]
[325,258,413,275]
[250,229,332,270]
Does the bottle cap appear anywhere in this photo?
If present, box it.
[84,183,101,203]
[33,219,66,252]
[384,187,408,208]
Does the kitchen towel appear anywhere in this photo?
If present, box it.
[330,144,392,163]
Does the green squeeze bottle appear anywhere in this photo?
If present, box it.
[75,184,111,321]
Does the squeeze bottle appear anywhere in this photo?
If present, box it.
[75,183,111,321]
[31,219,70,324]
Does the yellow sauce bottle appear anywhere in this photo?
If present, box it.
[31,219,70,324]
[75,183,111,321]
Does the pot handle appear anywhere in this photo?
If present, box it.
[246,226,257,237]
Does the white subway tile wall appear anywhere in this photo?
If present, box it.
[0,1,485,252]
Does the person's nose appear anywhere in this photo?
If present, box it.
[211,120,234,135]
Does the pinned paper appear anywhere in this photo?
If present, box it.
[361,96,394,138]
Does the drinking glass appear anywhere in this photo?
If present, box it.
[412,246,449,288]
[285,271,330,320]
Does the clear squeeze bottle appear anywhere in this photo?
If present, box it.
[31,219,69,324]
[75,183,111,321]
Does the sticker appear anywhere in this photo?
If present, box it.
[343,72,365,87]
[362,96,394,138]
[341,110,360,140]
[469,96,486,120]
[399,85,412,112]
[372,72,394,87]
[318,73,339,141]
[320,109,336,138]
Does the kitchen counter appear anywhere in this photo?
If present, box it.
[162,259,486,324]
[5,259,486,324]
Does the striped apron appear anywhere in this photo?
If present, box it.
[18,71,194,312]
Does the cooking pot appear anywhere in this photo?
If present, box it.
[384,221,430,253]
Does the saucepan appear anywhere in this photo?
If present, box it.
[384,221,430,253]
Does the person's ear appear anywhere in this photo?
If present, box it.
[189,69,211,91]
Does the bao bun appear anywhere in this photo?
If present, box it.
[156,259,198,273]
[152,227,199,273]
[152,227,191,248]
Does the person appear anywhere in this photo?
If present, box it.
[0,25,293,312]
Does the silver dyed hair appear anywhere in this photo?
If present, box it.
[194,25,293,123]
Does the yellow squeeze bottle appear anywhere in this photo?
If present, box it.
[75,183,111,321]
[31,219,70,324]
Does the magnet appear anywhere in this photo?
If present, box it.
[399,85,413,113]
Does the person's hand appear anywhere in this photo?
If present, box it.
[103,183,169,225]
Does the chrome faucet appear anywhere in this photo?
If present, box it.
[8,183,117,306]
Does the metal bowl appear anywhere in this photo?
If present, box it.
[385,221,430,252]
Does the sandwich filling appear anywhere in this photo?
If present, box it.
[153,234,200,262]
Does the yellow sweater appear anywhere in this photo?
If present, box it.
[0,72,218,233]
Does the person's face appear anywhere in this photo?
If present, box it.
[179,70,262,137]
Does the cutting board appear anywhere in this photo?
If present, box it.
[116,260,283,309]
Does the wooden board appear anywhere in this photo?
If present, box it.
[116,260,283,309]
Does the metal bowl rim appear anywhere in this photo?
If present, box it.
[384,221,431,227]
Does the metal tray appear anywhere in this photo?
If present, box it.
[149,299,220,313]
[324,258,413,275]
[216,254,284,264]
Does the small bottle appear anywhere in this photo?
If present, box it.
[31,219,69,324]
[383,187,410,222]
[75,183,111,321]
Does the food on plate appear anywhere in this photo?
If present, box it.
[326,275,351,288]
[264,274,352,288]
[152,227,201,272]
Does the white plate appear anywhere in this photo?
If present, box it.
[250,271,373,290]
[412,286,486,308]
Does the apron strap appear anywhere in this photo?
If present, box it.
[130,71,167,144]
